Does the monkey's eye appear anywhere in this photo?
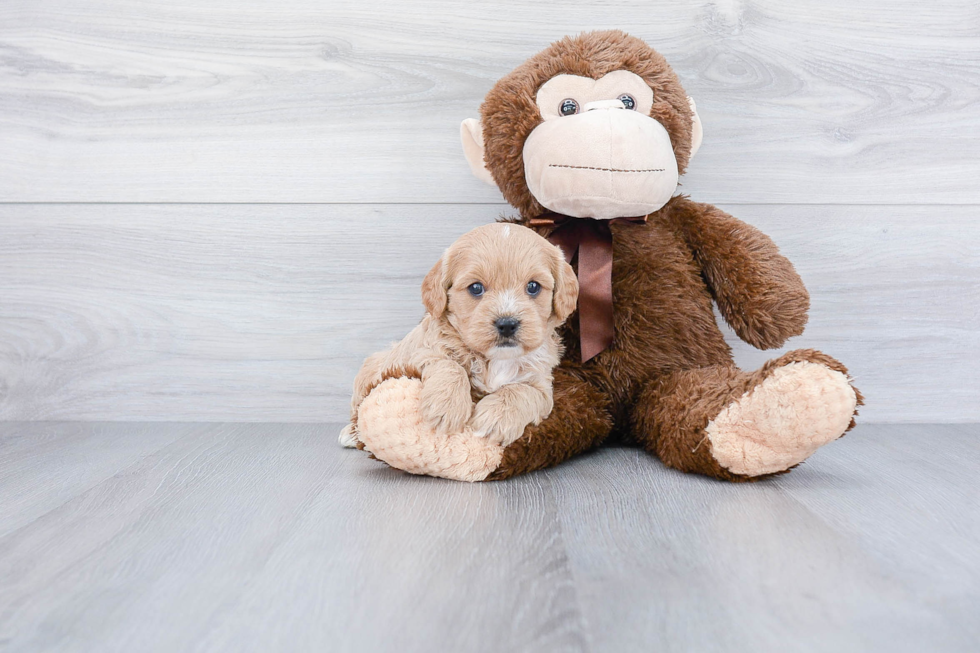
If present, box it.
[526,281,541,296]
[618,94,636,110]
[559,99,579,116]
[467,282,485,297]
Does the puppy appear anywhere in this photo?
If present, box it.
[339,222,578,448]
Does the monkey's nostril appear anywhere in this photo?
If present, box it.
[495,317,520,338]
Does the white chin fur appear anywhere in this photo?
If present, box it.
[488,344,524,360]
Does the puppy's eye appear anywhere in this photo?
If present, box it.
[559,99,579,116]
[467,282,485,297]
[618,94,636,110]
[526,281,541,296]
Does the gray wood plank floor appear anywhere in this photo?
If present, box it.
[0,423,976,652]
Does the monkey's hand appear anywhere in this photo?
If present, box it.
[670,198,810,349]
[419,359,474,434]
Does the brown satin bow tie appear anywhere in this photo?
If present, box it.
[528,211,648,362]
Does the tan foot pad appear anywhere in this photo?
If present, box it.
[707,362,858,477]
[356,377,503,482]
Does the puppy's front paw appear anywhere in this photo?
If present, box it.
[419,383,473,434]
[469,394,530,447]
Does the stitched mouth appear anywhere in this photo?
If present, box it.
[549,164,664,173]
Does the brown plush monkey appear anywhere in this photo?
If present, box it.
[355,30,862,482]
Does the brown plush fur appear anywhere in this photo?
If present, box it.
[481,30,695,218]
[477,31,862,481]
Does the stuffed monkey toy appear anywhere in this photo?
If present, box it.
[354,30,862,482]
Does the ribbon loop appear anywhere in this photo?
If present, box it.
[529,212,647,362]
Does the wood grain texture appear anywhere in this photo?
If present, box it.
[0,422,189,538]
[1,0,978,203]
[549,423,980,652]
[0,422,976,652]
[1,203,976,422]
[0,422,586,653]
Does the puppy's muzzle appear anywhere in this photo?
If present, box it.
[494,316,520,339]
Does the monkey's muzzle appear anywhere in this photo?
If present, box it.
[523,108,679,219]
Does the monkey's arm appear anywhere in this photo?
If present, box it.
[669,198,809,350]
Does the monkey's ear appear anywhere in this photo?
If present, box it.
[688,97,703,160]
[460,119,497,186]
[421,257,449,318]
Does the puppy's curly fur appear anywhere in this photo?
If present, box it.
[340,223,578,449]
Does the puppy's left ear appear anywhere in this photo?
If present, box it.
[421,258,449,318]
[550,247,579,322]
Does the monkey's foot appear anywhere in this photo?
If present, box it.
[356,377,503,482]
[707,361,858,477]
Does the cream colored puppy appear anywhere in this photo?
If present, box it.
[339,223,578,448]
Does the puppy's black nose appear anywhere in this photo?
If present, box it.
[495,317,520,338]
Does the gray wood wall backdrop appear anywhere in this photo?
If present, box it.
[1,0,978,422]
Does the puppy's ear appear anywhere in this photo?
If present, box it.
[550,247,579,322]
[421,258,449,318]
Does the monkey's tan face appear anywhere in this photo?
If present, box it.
[461,62,702,219]
[523,71,679,219]
[436,224,576,360]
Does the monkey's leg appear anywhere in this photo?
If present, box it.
[356,377,501,482]
[631,350,862,481]
[358,369,612,482]
[485,368,614,481]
